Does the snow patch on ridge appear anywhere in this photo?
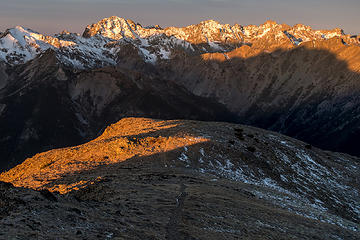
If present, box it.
[189,135,360,232]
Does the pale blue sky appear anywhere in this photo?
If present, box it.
[0,0,359,35]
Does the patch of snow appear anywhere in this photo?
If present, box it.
[208,41,223,51]
[274,149,291,164]
[159,47,171,59]
[75,113,88,125]
[139,47,157,64]
[203,226,241,234]
[280,174,288,182]
[200,148,205,156]
[256,28,271,38]
[106,232,113,239]
[0,104,6,116]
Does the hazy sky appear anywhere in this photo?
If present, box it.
[0,0,359,35]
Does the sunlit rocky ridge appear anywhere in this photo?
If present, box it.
[1,17,359,68]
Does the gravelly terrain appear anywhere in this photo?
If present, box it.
[0,118,359,239]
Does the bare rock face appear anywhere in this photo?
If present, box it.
[0,117,359,239]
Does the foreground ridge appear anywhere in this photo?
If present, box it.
[0,117,359,239]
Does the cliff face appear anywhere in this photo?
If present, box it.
[0,117,359,239]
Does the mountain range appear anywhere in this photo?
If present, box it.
[1,16,360,170]
[1,17,359,68]
[0,16,360,239]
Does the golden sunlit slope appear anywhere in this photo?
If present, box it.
[0,118,208,193]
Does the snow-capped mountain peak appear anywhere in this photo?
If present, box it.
[0,26,76,65]
[1,26,49,64]
[82,16,139,40]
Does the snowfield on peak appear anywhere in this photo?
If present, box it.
[0,26,74,65]
[0,16,359,68]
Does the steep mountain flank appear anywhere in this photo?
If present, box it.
[156,38,360,155]
[0,118,359,239]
